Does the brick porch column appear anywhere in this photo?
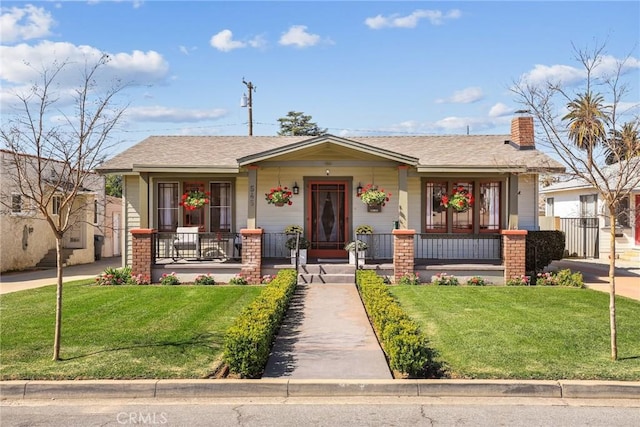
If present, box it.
[131,228,155,281]
[240,228,263,284]
[393,229,415,283]
[501,230,528,281]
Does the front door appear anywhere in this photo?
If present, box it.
[307,181,348,258]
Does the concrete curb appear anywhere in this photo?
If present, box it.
[2,379,639,400]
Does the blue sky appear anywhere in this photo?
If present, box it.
[1,1,638,155]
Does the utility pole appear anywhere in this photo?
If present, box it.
[241,78,256,136]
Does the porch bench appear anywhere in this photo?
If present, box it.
[173,227,201,260]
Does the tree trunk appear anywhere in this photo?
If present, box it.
[52,237,64,361]
[608,206,618,361]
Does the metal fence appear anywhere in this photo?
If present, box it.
[154,231,241,262]
[415,233,502,260]
[559,217,599,258]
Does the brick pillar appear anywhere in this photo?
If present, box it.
[501,230,528,281]
[393,229,415,283]
[240,228,263,284]
[131,229,155,281]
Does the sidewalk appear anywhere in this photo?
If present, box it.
[262,283,392,379]
[0,257,122,295]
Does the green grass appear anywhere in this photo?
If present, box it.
[0,281,263,380]
[390,286,640,380]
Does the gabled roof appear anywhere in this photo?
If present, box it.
[97,133,565,174]
[540,159,640,193]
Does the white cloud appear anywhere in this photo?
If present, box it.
[210,29,246,52]
[0,4,55,43]
[520,64,584,86]
[179,45,197,55]
[488,103,512,118]
[126,106,228,123]
[365,9,461,29]
[436,87,484,104]
[0,41,169,108]
[248,34,267,49]
[279,25,320,48]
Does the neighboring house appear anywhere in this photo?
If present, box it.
[0,150,107,272]
[97,115,565,283]
[540,168,640,261]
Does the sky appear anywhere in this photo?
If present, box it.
[1,1,639,157]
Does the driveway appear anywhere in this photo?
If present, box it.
[548,258,639,301]
[0,257,122,295]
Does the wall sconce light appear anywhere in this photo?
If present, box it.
[325,169,330,176]
[356,183,363,196]
[292,182,299,195]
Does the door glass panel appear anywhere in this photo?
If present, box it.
[310,183,346,251]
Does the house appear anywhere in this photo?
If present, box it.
[96,115,565,283]
[0,150,108,272]
[540,168,640,262]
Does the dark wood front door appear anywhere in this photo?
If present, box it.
[307,181,348,258]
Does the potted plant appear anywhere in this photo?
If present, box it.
[285,228,310,266]
[180,189,210,211]
[357,184,391,210]
[441,186,474,212]
[265,185,293,206]
[344,239,367,266]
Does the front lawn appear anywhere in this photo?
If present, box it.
[390,286,640,380]
[0,281,262,380]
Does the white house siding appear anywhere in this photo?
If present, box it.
[124,175,141,267]
[255,166,400,236]
[518,174,538,230]
[235,176,248,230]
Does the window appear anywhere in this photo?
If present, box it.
[452,182,473,233]
[545,197,554,217]
[580,194,597,217]
[424,180,502,233]
[11,194,22,213]
[52,196,62,215]
[158,183,179,232]
[480,182,501,231]
[209,182,232,232]
[425,182,447,232]
[604,195,630,228]
[183,182,205,229]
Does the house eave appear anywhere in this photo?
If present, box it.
[238,134,419,166]
[131,165,240,174]
[416,165,529,173]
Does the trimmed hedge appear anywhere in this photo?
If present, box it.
[222,269,297,378]
[356,270,439,377]
[526,230,565,272]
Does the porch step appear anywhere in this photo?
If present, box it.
[35,248,75,268]
[298,264,356,284]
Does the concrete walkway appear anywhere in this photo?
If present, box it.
[0,257,122,295]
[263,283,392,379]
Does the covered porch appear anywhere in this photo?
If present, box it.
[133,229,525,285]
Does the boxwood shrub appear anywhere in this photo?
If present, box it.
[222,269,297,378]
[356,270,440,377]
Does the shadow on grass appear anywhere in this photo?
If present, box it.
[61,333,221,361]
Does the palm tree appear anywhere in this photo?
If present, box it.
[605,121,640,165]
[562,92,608,168]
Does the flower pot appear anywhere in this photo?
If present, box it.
[274,202,285,207]
[348,250,365,266]
[291,249,307,266]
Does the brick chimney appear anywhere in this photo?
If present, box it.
[510,115,534,150]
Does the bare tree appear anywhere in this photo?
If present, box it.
[512,43,640,360]
[0,54,129,360]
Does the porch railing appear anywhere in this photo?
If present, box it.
[154,231,241,262]
[415,233,502,260]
